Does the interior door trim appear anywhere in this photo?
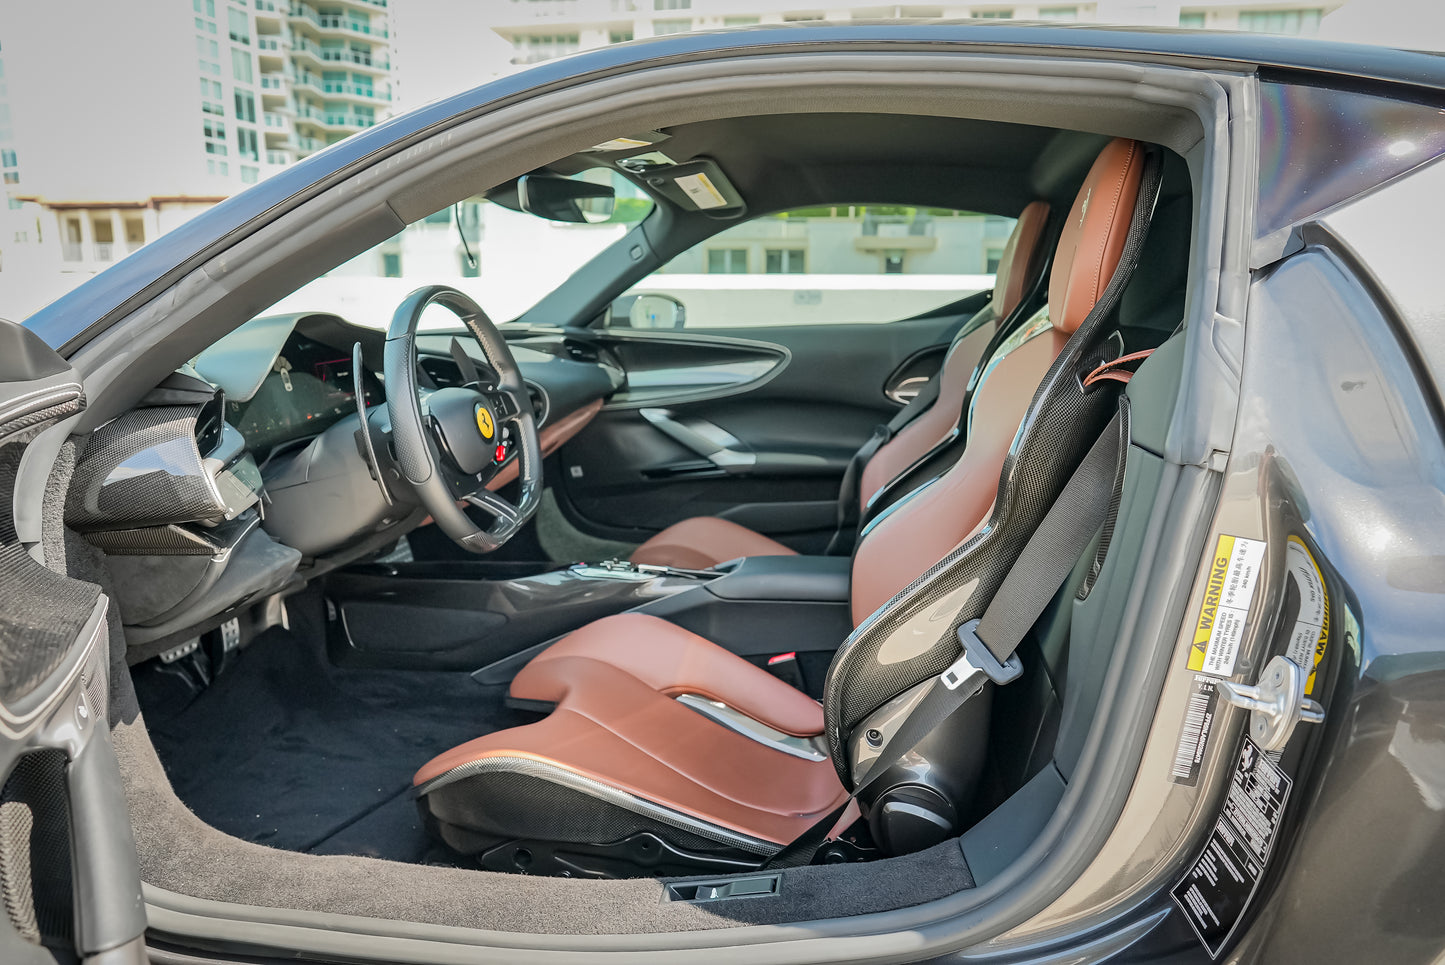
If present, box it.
[594,330,792,410]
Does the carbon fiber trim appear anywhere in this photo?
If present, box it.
[823,148,1164,787]
[0,750,72,949]
[65,405,228,532]
[0,384,84,443]
[418,756,777,856]
[0,441,102,708]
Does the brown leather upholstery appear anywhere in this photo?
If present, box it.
[517,613,824,737]
[1050,138,1144,334]
[416,655,846,846]
[851,319,1067,624]
[630,515,795,569]
[417,141,1145,852]
[850,138,1143,624]
[629,202,1051,567]
[987,200,1051,322]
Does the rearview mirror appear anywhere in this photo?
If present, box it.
[518,174,616,224]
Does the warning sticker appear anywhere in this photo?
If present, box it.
[1281,536,1329,695]
[1187,535,1267,677]
[587,136,655,153]
[1170,675,1221,786]
[1172,737,1292,958]
[675,172,728,210]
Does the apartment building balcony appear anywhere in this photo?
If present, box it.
[291,73,325,98]
[266,150,293,165]
[289,3,390,43]
[489,0,641,29]
[321,81,390,104]
[290,37,390,72]
[254,0,283,23]
[263,111,294,134]
[297,109,377,132]
[295,135,326,154]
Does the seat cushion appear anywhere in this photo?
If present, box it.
[415,652,845,849]
[630,516,797,569]
[517,613,824,737]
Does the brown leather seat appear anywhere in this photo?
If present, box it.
[416,140,1146,868]
[629,199,1052,569]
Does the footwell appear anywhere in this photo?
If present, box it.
[134,597,530,864]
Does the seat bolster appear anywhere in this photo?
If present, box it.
[515,613,825,737]
[416,661,845,847]
[630,516,797,569]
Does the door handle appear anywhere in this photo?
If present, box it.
[639,408,756,471]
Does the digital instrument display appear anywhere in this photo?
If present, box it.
[226,335,383,453]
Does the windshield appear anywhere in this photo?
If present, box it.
[261,170,652,331]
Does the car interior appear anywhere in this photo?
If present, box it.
[32,88,1211,942]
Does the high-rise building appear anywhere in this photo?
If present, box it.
[488,1,1348,65]
[0,1,396,319]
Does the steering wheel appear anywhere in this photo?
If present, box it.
[385,285,542,553]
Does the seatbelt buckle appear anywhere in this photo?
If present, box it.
[940,619,1024,690]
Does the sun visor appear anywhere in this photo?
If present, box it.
[630,157,745,216]
[192,313,301,403]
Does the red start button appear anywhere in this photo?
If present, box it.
[494,444,507,463]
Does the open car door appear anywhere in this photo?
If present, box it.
[0,321,146,965]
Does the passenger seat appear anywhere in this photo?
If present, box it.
[628,200,1052,569]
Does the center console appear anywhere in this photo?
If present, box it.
[323,554,854,677]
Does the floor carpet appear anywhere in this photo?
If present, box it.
[135,601,530,864]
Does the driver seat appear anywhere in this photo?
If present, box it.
[626,199,1052,569]
[415,139,1148,875]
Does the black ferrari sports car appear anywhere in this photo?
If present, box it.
[2,19,1443,965]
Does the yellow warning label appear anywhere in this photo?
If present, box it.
[1188,534,1266,677]
[1283,536,1330,695]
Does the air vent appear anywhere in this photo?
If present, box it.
[562,339,599,362]
[419,357,463,388]
[525,381,550,427]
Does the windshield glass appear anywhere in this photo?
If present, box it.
[261,169,651,330]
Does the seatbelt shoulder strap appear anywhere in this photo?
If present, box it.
[768,406,1126,869]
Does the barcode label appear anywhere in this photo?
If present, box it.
[1171,676,1219,787]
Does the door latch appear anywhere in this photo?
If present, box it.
[1217,655,1325,751]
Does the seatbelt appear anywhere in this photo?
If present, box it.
[768,407,1126,868]
[822,291,994,557]
[824,376,941,555]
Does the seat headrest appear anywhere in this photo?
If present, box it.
[987,200,1050,320]
[1048,138,1145,335]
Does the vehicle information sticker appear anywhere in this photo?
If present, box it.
[1281,536,1329,695]
[1170,674,1221,786]
[1187,535,1267,677]
[674,172,728,209]
[1172,737,1292,959]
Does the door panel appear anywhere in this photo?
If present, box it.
[557,314,958,550]
[0,322,147,965]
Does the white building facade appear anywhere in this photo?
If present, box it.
[487,0,1349,64]
[0,1,396,320]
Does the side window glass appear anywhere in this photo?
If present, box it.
[609,205,1016,330]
